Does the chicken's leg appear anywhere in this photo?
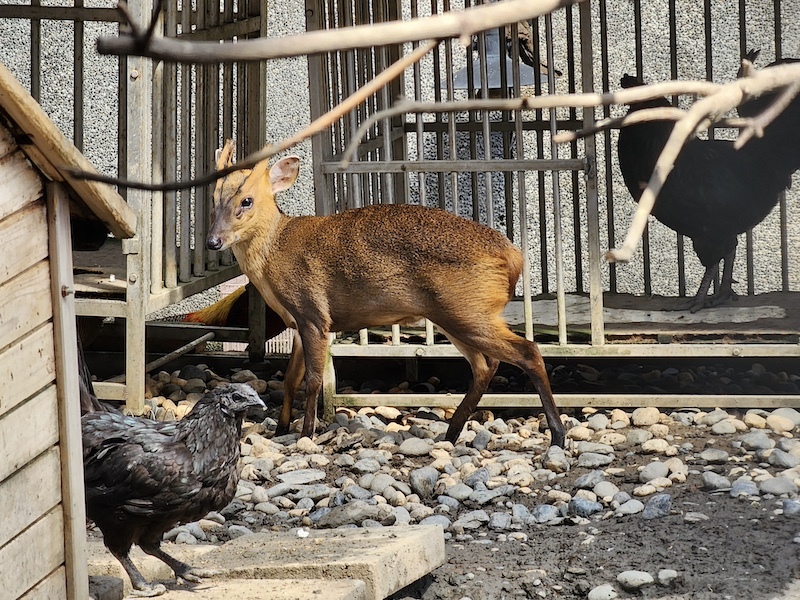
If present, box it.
[139,539,219,584]
[110,549,166,597]
[705,249,739,308]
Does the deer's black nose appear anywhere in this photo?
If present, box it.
[206,235,223,250]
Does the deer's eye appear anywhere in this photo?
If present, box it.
[241,197,253,209]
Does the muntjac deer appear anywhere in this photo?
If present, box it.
[206,140,565,448]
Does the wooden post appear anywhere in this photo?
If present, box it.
[47,182,89,600]
[123,0,154,414]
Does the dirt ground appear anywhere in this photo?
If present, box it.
[388,422,800,600]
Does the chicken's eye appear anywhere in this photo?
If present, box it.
[241,197,253,209]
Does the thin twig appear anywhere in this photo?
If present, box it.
[343,80,721,163]
[97,0,586,63]
[734,81,800,149]
[65,40,438,191]
[553,109,751,144]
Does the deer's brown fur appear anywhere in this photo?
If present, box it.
[207,140,565,447]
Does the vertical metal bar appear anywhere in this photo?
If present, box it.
[477,23,492,227]
[307,0,332,216]
[598,0,616,293]
[545,14,566,345]
[205,0,221,272]
[179,1,192,282]
[164,0,179,288]
[341,0,361,208]
[510,16,533,341]
[30,0,41,101]
[668,0,685,297]
[431,0,445,210]
[565,6,582,292]
[443,0,457,215]
[73,0,84,152]
[151,34,165,294]
[193,0,208,278]
[633,0,651,296]
[580,1,603,346]
[410,0,427,207]
[532,18,548,293]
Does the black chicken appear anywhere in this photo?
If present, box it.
[82,383,265,596]
[617,70,800,312]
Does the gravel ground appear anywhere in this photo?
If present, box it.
[87,360,800,600]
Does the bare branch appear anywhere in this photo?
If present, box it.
[553,109,752,144]
[342,80,722,163]
[97,0,586,63]
[734,80,800,149]
[65,40,438,191]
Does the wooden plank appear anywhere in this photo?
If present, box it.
[47,183,89,599]
[0,324,57,419]
[0,508,65,600]
[0,446,62,548]
[18,567,67,600]
[0,63,137,239]
[0,385,60,484]
[0,260,53,351]
[0,128,44,222]
[0,200,49,282]
[331,392,800,410]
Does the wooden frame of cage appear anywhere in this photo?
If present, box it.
[304,0,800,417]
[0,0,271,413]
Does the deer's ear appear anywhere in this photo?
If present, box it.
[215,139,236,169]
[270,156,300,193]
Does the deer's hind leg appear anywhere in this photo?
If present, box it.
[440,330,500,443]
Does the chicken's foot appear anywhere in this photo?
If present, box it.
[111,551,167,597]
[140,541,220,585]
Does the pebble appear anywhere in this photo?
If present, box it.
[587,584,618,600]
[642,494,671,519]
[616,570,654,590]
[398,437,433,456]
[150,360,800,597]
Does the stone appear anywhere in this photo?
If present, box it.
[574,470,606,489]
[586,413,610,431]
[587,584,619,600]
[374,406,401,421]
[617,570,654,591]
[352,459,381,474]
[276,469,326,485]
[783,499,800,517]
[772,407,800,426]
[577,452,614,468]
[231,369,258,383]
[759,477,798,496]
[531,504,561,524]
[575,441,615,455]
[684,511,709,523]
[397,438,432,457]
[594,481,620,499]
[642,494,671,519]
[568,498,603,517]
[632,407,661,427]
[445,483,474,502]
[295,437,322,454]
[615,499,644,516]
[711,420,737,435]
[409,466,439,499]
[658,569,679,586]
[471,428,492,451]
[488,512,513,530]
[699,449,729,464]
[639,461,669,483]
[452,510,490,529]
[744,413,767,429]
[542,446,571,473]
[419,515,451,529]
[641,439,671,454]
[567,426,593,441]
[315,501,381,528]
[767,414,795,434]
[626,429,653,445]
[739,431,775,451]
[730,478,760,498]
[701,472,731,491]
[700,408,730,426]
[768,449,800,469]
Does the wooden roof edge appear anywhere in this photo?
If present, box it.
[0,61,137,239]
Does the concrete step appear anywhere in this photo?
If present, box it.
[87,525,445,600]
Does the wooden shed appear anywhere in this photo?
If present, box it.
[0,62,137,600]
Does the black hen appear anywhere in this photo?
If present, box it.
[617,71,800,311]
[82,383,265,596]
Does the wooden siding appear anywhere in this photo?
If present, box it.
[0,122,74,599]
